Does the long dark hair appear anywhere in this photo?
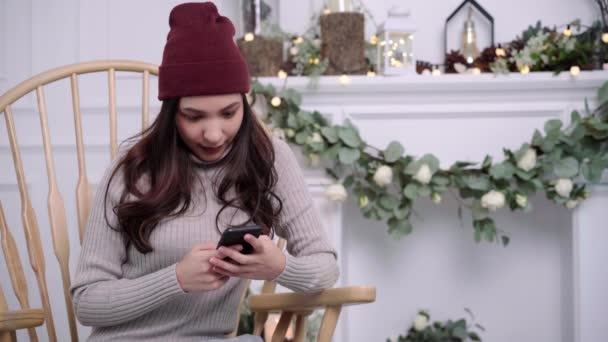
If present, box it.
[104,94,282,254]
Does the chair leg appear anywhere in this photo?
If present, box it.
[0,331,16,342]
[293,314,309,342]
[253,312,268,336]
[271,312,293,342]
[317,305,342,342]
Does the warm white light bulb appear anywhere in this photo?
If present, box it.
[367,70,376,77]
[432,68,441,76]
[495,46,505,57]
[563,26,572,37]
[602,32,608,44]
[570,65,580,76]
[277,70,287,79]
[323,7,331,15]
[293,36,303,44]
[370,35,378,45]
[472,67,481,75]
[271,96,281,107]
[519,65,530,74]
[244,33,255,42]
[339,74,351,85]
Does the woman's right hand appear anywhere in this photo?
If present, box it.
[175,241,240,292]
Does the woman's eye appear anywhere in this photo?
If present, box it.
[222,112,235,118]
[186,115,200,121]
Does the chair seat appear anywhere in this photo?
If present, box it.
[0,308,45,332]
[248,286,376,312]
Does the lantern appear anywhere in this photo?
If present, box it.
[376,6,416,75]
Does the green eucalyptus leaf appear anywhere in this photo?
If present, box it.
[490,162,515,180]
[393,206,409,220]
[598,80,608,105]
[463,175,491,191]
[295,131,309,144]
[403,183,419,200]
[482,155,493,169]
[544,119,563,135]
[379,195,398,210]
[384,141,405,163]
[532,129,544,147]
[554,157,579,178]
[322,144,341,160]
[388,219,413,238]
[338,148,360,164]
[338,127,362,148]
[321,126,339,143]
[432,175,450,186]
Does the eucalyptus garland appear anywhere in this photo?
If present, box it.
[251,80,608,246]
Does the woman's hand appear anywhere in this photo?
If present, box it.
[175,241,241,292]
[209,234,286,281]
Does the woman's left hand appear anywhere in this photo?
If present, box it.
[209,234,286,281]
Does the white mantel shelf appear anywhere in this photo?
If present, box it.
[257,71,607,105]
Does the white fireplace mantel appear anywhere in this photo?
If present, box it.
[256,71,608,342]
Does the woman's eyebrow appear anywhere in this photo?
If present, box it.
[180,101,240,114]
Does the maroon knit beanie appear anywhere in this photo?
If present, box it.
[158,2,250,100]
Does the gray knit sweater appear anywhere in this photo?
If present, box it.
[70,137,339,341]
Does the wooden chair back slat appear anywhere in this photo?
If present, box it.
[2,105,56,341]
[70,73,92,245]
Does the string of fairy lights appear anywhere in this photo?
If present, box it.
[241,11,608,87]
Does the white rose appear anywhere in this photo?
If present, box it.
[308,153,321,167]
[284,128,295,138]
[413,314,428,332]
[555,178,573,198]
[358,195,369,208]
[373,165,393,187]
[517,148,537,172]
[431,193,442,204]
[566,199,579,209]
[413,164,432,184]
[308,132,323,144]
[481,190,506,211]
[272,128,286,140]
[325,184,347,202]
[515,194,528,208]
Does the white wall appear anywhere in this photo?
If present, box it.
[0,1,606,342]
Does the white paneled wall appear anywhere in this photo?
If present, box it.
[1,1,607,342]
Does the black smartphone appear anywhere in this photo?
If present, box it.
[216,225,263,255]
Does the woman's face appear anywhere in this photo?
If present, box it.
[176,93,244,162]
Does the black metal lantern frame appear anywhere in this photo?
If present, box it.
[444,0,494,58]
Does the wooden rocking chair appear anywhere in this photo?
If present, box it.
[0,60,375,342]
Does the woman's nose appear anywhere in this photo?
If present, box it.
[203,126,223,145]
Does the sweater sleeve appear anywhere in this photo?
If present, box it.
[271,137,340,293]
[69,157,185,327]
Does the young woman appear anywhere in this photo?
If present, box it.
[70,3,339,341]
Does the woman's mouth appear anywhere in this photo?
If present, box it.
[200,144,223,154]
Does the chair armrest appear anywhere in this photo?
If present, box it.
[0,308,45,332]
[247,286,376,313]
